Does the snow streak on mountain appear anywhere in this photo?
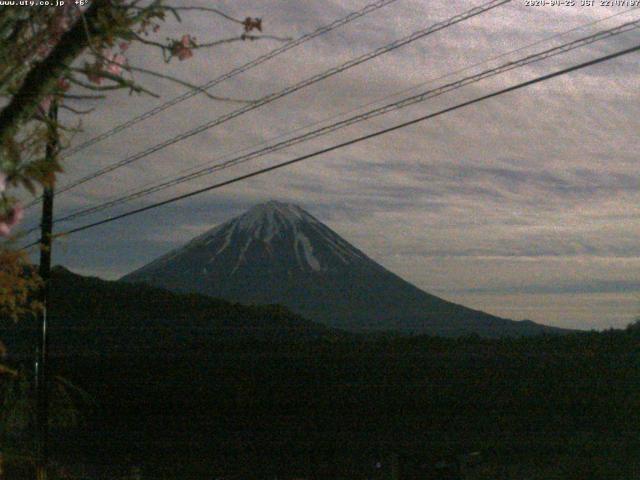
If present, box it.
[123,201,562,337]
[135,201,370,277]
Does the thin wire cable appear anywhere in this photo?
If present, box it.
[23,0,400,211]
[46,0,512,199]
[17,7,638,235]
[60,0,401,160]
[22,42,640,248]
[40,6,635,229]
[40,17,640,228]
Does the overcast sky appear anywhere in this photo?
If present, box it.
[19,0,640,330]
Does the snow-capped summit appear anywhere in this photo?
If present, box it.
[236,201,309,233]
[122,201,560,336]
[141,200,367,276]
[225,201,330,267]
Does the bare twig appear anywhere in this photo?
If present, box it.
[62,93,106,100]
[69,76,125,91]
[127,65,256,103]
[131,32,168,50]
[60,104,96,115]
[250,34,293,43]
[162,5,244,24]
[69,67,160,97]
[79,7,101,57]
[131,32,290,52]
[196,33,291,48]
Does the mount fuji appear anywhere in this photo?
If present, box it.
[122,201,561,337]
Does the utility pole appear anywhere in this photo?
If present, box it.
[35,102,57,480]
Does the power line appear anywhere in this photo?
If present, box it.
[24,42,640,247]
[45,0,512,199]
[59,0,401,160]
[42,6,635,230]
[20,11,639,237]
[24,0,400,212]
[40,17,640,228]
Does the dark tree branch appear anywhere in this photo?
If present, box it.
[60,104,96,115]
[69,70,160,97]
[127,65,256,103]
[0,0,109,144]
[197,33,292,48]
[62,93,107,100]
[161,5,244,24]
[69,76,126,92]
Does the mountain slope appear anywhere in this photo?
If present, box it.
[122,201,564,337]
[1,266,342,359]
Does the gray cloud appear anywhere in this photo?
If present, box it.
[454,279,640,295]
[17,0,640,329]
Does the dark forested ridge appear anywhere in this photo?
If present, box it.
[2,267,638,479]
[2,266,342,358]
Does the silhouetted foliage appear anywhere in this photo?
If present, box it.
[2,268,638,479]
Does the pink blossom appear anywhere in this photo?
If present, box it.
[33,6,77,61]
[0,204,24,237]
[84,50,126,84]
[87,72,102,84]
[7,204,23,227]
[119,42,130,52]
[38,95,53,115]
[86,65,103,85]
[104,52,126,76]
[176,46,193,61]
[58,77,71,92]
[173,35,194,61]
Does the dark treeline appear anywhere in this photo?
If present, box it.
[1,268,639,479]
